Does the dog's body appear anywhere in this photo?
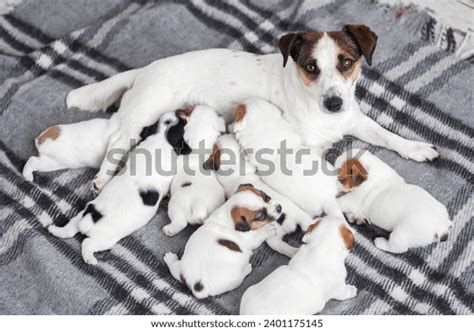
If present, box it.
[335,149,452,253]
[233,98,342,218]
[240,216,357,315]
[164,105,226,236]
[164,184,281,298]
[48,112,179,265]
[66,25,438,193]
[22,116,118,181]
[207,134,313,258]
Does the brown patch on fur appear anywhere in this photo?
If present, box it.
[37,125,61,145]
[234,103,247,123]
[338,158,368,190]
[236,183,271,202]
[339,225,355,251]
[176,106,194,119]
[306,219,321,233]
[217,239,242,252]
[203,143,221,170]
[230,205,272,232]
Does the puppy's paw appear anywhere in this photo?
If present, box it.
[162,225,176,237]
[344,213,367,225]
[83,254,98,266]
[163,252,178,266]
[398,141,439,162]
[92,176,107,195]
[66,87,102,111]
[345,285,358,299]
[374,237,390,251]
[262,223,278,238]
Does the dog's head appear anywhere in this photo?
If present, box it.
[279,24,377,114]
[302,216,355,252]
[229,183,282,232]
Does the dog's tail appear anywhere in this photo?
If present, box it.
[66,69,138,112]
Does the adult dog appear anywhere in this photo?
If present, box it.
[67,24,439,193]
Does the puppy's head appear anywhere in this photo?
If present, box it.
[230,183,282,232]
[179,105,225,150]
[302,216,355,252]
[279,24,377,114]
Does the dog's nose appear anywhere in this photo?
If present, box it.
[275,204,282,214]
[323,96,343,112]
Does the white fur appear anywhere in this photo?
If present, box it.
[47,112,178,265]
[214,134,314,258]
[164,105,226,236]
[66,36,438,192]
[164,189,282,299]
[335,149,453,253]
[22,116,119,181]
[240,216,357,315]
[233,98,342,218]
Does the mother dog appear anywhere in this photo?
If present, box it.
[67,24,438,192]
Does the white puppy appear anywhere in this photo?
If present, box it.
[164,183,281,298]
[335,149,452,253]
[233,98,342,218]
[240,215,357,315]
[22,116,119,181]
[47,112,179,265]
[163,105,226,236]
[205,133,314,258]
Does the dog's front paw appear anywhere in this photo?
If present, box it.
[374,237,390,251]
[398,141,439,162]
[91,176,107,195]
[163,252,178,266]
[262,223,278,238]
[162,225,178,237]
[82,253,98,266]
[344,213,368,225]
[345,285,358,299]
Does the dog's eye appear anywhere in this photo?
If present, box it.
[164,120,172,125]
[254,209,267,220]
[306,63,316,72]
[342,58,353,67]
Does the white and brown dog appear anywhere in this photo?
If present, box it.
[232,98,342,218]
[48,112,179,265]
[163,183,281,298]
[335,149,452,253]
[164,105,226,236]
[66,24,438,193]
[240,216,356,315]
[205,133,314,258]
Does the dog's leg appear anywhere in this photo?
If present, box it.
[81,236,118,265]
[48,212,82,238]
[163,252,182,282]
[374,232,409,254]
[23,156,63,181]
[348,112,439,162]
[333,284,358,301]
[265,227,299,258]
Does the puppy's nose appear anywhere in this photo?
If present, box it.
[275,204,282,214]
[323,96,343,112]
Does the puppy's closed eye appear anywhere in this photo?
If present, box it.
[254,209,267,220]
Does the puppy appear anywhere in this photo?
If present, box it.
[335,149,452,253]
[163,105,226,236]
[240,215,357,315]
[233,98,342,218]
[164,183,281,298]
[205,133,314,258]
[47,112,179,265]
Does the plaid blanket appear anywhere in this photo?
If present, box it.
[0,0,472,315]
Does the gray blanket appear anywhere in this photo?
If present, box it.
[0,0,472,315]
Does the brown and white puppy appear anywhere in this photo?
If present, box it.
[335,149,452,253]
[164,183,281,299]
[66,24,438,193]
[240,215,357,315]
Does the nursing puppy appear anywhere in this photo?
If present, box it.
[240,216,356,315]
[164,183,281,298]
[48,112,179,265]
[233,98,342,218]
[163,105,226,236]
[335,149,452,253]
[205,133,314,258]
[66,25,438,193]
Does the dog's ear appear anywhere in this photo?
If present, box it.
[306,219,321,233]
[340,225,355,251]
[203,143,221,170]
[279,32,303,67]
[231,207,252,232]
[342,24,377,66]
[339,158,368,189]
[175,106,194,119]
[237,183,254,192]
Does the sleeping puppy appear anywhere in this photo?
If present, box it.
[205,133,314,258]
[335,148,452,253]
[163,105,226,236]
[240,215,357,315]
[163,183,281,298]
[47,112,179,265]
[232,98,342,218]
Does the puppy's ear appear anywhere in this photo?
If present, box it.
[175,106,194,119]
[339,225,355,251]
[237,183,254,192]
[279,32,303,67]
[231,207,251,232]
[306,219,321,233]
[342,24,377,66]
[339,158,368,189]
[203,143,221,170]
